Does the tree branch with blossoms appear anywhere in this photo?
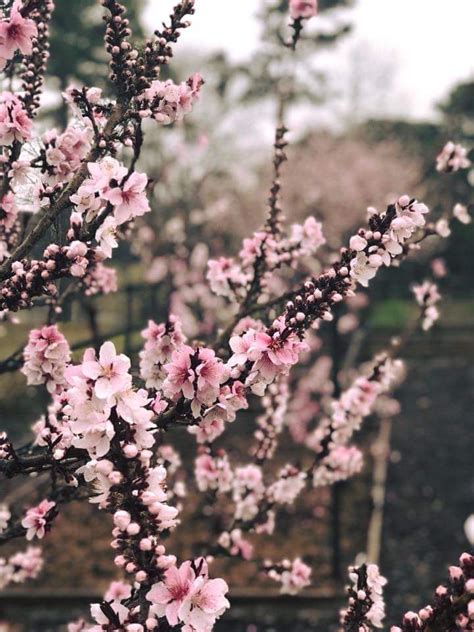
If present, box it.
[0,0,472,631]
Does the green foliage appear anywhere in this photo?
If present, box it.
[440,81,474,120]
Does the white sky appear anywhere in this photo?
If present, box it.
[144,0,474,121]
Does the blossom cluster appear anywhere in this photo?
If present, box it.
[341,563,387,630]
[390,552,474,632]
[263,558,312,595]
[307,354,404,486]
[207,216,325,302]
[23,333,231,630]
[412,281,441,331]
[349,196,429,288]
[21,499,56,540]
[0,0,38,70]
[21,324,71,393]
[0,547,43,590]
[436,141,471,173]
[146,559,229,631]
[138,73,204,124]
[0,1,471,630]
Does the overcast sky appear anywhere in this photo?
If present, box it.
[144,0,474,121]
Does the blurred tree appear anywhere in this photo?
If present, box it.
[439,80,474,139]
[236,0,354,108]
[48,0,145,125]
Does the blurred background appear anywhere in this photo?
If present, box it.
[0,0,473,629]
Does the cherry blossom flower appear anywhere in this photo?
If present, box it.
[218,529,254,560]
[0,192,18,229]
[21,325,71,393]
[435,218,451,238]
[164,345,228,417]
[178,575,230,631]
[142,74,203,125]
[104,171,150,224]
[0,92,32,145]
[81,341,131,399]
[436,141,471,172]
[290,0,318,20]
[267,465,306,505]
[139,317,186,389]
[207,257,247,299]
[195,452,233,493]
[453,203,471,225]
[265,558,312,595]
[95,216,118,258]
[412,281,441,331]
[0,547,43,589]
[289,216,325,255]
[0,504,10,533]
[21,499,56,540]
[229,319,308,391]
[163,345,196,401]
[342,563,387,629]
[104,580,132,602]
[0,1,38,69]
[146,562,195,626]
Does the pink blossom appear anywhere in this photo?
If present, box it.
[104,580,132,602]
[66,240,90,278]
[207,257,247,298]
[0,92,32,145]
[43,125,93,184]
[266,558,312,595]
[86,157,127,194]
[0,504,10,533]
[1,547,43,589]
[95,216,118,258]
[290,0,318,20]
[90,601,128,627]
[81,341,131,399]
[0,1,38,69]
[268,466,306,505]
[289,216,325,256]
[436,141,471,172]
[230,321,307,389]
[195,452,233,493]
[21,499,56,540]
[163,345,195,400]
[188,404,228,443]
[350,252,379,287]
[178,576,230,631]
[146,561,195,626]
[21,325,71,393]
[142,74,203,125]
[453,203,471,225]
[239,231,268,267]
[0,192,18,229]
[218,529,253,560]
[84,263,118,296]
[194,348,229,408]
[104,171,150,224]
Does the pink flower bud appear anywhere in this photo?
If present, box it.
[140,538,153,551]
[123,443,138,458]
[114,555,126,567]
[127,522,140,536]
[349,235,367,251]
[113,510,131,530]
